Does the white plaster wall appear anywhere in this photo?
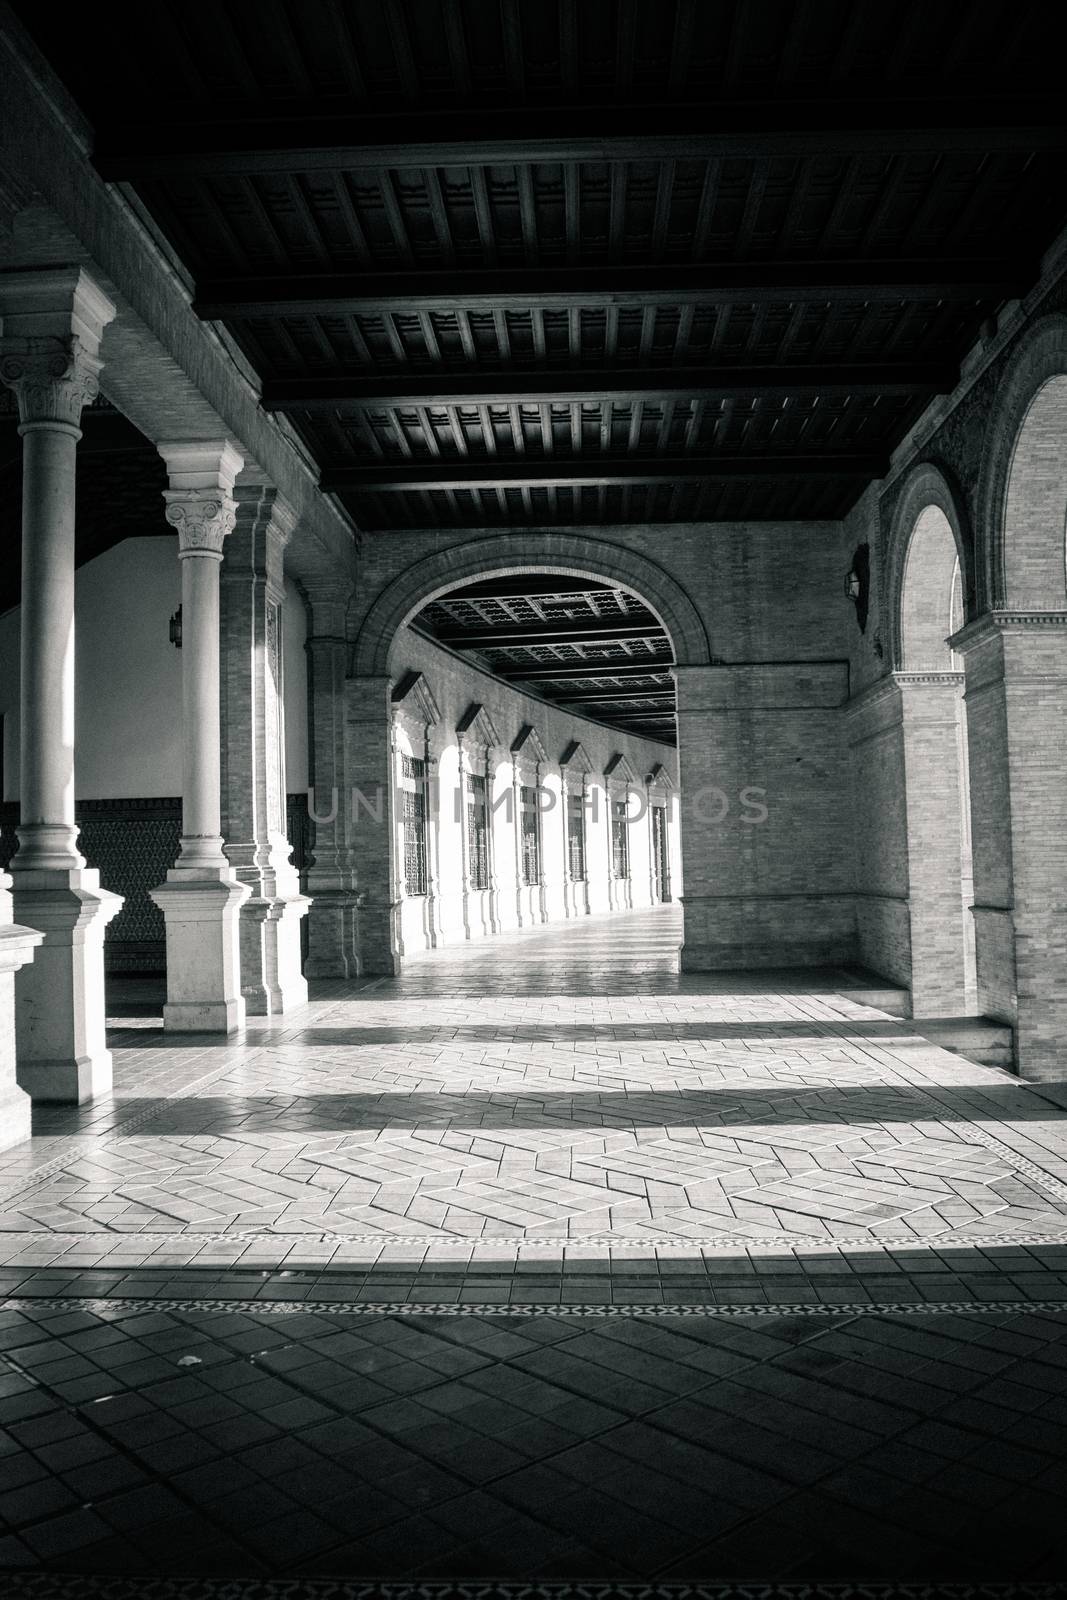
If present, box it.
[0,539,311,803]
[1,538,182,800]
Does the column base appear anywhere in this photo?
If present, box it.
[0,911,44,1147]
[239,893,311,1015]
[11,867,122,1105]
[304,889,361,978]
[356,895,400,975]
[150,870,250,1034]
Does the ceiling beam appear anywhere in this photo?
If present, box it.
[197,261,1023,319]
[262,363,955,411]
[425,620,667,649]
[323,454,885,493]
[551,688,677,705]
[501,660,675,682]
[93,98,1067,179]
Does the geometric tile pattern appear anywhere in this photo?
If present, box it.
[2,909,1067,1265]
[1,1296,1067,1581]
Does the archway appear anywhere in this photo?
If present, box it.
[977,315,1067,612]
[963,316,1067,1075]
[894,491,977,1017]
[347,535,707,973]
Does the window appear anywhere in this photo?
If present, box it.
[400,754,427,896]
[611,798,629,879]
[520,785,541,885]
[567,791,586,880]
[467,773,489,890]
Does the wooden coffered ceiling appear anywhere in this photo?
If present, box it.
[13,0,1067,537]
[413,574,676,744]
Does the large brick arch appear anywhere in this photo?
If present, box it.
[977,314,1067,611]
[350,531,713,678]
[885,462,972,670]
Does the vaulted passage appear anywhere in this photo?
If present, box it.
[5,1,1067,1588]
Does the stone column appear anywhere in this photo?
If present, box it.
[150,442,250,1032]
[221,483,310,1013]
[954,612,1067,1079]
[302,584,360,977]
[0,266,123,1103]
[0,872,43,1149]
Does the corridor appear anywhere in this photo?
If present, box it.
[2,909,1067,1586]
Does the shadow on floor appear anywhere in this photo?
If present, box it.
[0,1256,1065,1585]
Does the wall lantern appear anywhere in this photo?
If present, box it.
[169,604,183,648]
[843,544,870,633]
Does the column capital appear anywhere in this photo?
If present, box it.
[0,265,116,431]
[0,335,102,430]
[159,439,244,558]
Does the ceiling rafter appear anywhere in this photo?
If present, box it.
[92,98,1067,179]
[322,451,886,493]
[195,258,1026,318]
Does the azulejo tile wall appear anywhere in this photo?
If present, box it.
[0,797,310,973]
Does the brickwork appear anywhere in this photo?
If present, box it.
[846,309,1067,1077]
[351,525,853,973]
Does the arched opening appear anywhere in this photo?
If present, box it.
[1000,373,1067,610]
[348,544,697,973]
[966,326,1067,1075]
[898,502,977,1017]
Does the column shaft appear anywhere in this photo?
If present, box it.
[180,551,225,863]
[18,425,79,860]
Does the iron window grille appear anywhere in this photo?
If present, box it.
[467,773,489,891]
[611,798,630,879]
[567,792,586,880]
[399,754,428,897]
[520,784,541,885]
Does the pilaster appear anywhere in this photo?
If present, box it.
[221,484,310,1013]
[346,674,398,974]
[303,584,360,977]
[676,661,853,970]
[952,611,1067,1078]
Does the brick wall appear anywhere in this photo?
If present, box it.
[350,520,857,971]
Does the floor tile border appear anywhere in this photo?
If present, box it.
[0,1574,1063,1599]
[4,1294,1067,1321]
[6,1228,1067,1253]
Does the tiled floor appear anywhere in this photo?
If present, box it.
[3,906,1067,1593]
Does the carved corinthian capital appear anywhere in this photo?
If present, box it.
[0,334,102,429]
[164,487,238,557]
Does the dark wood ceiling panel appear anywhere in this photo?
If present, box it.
[12,0,1067,532]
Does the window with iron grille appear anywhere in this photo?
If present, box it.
[402,789,427,895]
[398,753,428,897]
[611,798,630,879]
[467,773,489,891]
[520,784,541,885]
[567,792,586,880]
